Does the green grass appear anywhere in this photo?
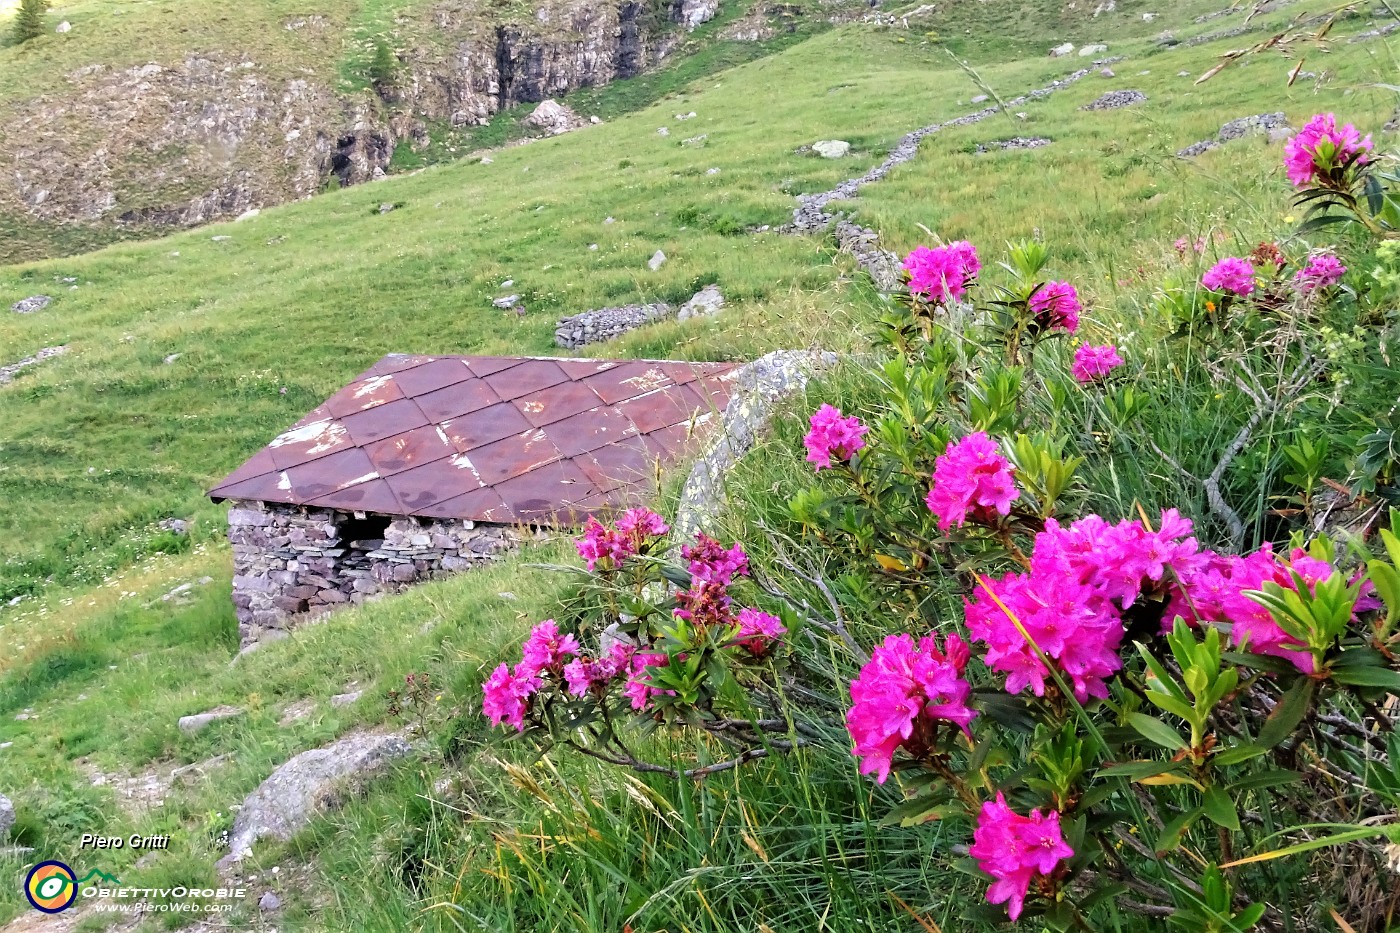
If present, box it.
[2,2,1399,929]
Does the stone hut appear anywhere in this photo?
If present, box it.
[210,353,738,646]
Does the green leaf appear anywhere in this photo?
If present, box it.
[1127,712,1187,750]
[1099,760,1185,780]
[1211,745,1266,766]
[1257,678,1313,749]
[1221,826,1388,868]
[1330,666,1400,690]
[1201,785,1241,830]
[1156,807,1203,855]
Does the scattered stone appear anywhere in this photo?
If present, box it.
[1049,42,1076,57]
[657,127,670,137]
[164,353,182,365]
[589,115,601,124]
[1082,89,1147,111]
[975,137,1052,154]
[675,111,697,120]
[259,891,282,912]
[603,216,616,224]
[479,156,493,164]
[555,304,674,348]
[706,167,720,175]
[1142,12,1156,21]
[677,284,725,322]
[682,134,708,147]
[812,139,851,159]
[648,250,667,271]
[11,296,51,314]
[233,630,288,663]
[1177,113,1289,158]
[676,351,840,539]
[217,732,412,869]
[0,794,13,839]
[378,202,396,215]
[1100,68,1115,78]
[179,706,245,735]
[523,99,585,135]
[970,94,990,104]
[329,690,362,708]
[1079,44,1109,56]
[0,345,67,385]
[235,209,260,222]
[159,518,190,535]
[492,295,521,309]
[56,20,71,32]
[371,167,387,181]
[212,235,232,242]
[500,279,514,288]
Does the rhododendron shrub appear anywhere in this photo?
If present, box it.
[787,195,1400,925]
[482,510,801,777]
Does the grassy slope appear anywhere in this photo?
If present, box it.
[2,0,1398,927]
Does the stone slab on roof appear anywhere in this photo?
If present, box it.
[209,354,740,526]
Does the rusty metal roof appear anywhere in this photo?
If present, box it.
[209,354,740,526]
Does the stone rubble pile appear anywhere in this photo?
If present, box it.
[1082,89,1147,110]
[1177,113,1289,158]
[554,303,674,348]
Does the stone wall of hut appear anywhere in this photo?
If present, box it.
[227,499,517,646]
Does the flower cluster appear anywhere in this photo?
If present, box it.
[925,433,1019,531]
[804,404,869,470]
[1170,545,1366,673]
[965,511,1200,701]
[575,508,669,570]
[563,641,636,697]
[483,619,581,731]
[1284,113,1374,187]
[1295,253,1346,293]
[904,241,981,304]
[735,607,786,656]
[969,794,1074,920]
[1174,235,1207,256]
[1202,257,1256,297]
[1071,343,1123,384]
[623,651,673,711]
[1029,281,1082,334]
[847,632,976,782]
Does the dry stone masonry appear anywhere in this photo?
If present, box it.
[228,500,516,646]
[555,303,674,348]
[1177,113,1289,158]
[1082,89,1147,110]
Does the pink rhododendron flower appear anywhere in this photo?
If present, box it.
[519,619,581,678]
[683,534,750,586]
[1202,257,1256,297]
[482,663,538,731]
[575,516,632,571]
[969,793,1074,921]
[563,641,635,697]
[615,507,669,541]
[1029,281,1082,333]
[1284,113,1373,187]
[925,432,1019,531]
[846,632,977,783]
[804,404,869,470]
[1295,253,1346,292]
[735,607,786,655]
[965,510,1200,702]
[1071,344,1124,384]
[623,652,674,711]
[903,241,981,304]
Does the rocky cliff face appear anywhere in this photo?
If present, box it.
[0,0,723,239]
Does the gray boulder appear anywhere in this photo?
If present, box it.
[523,99,585,136]
[11,296,51,314]
[1049,42,1075,57]
[492,295,521,309]
[179,706,245,735]
[1078,44,1109,56]
[218,732,411,869]
[677,284,725,322]
[648,250,667,271]
[812,139,851,159]
[0,794,14,839]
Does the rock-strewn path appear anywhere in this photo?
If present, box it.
[787,65,1108,288]
[0,346,67,384]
